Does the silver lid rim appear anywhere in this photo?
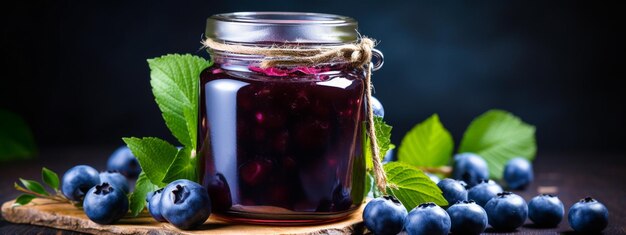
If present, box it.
[206,12,359,44]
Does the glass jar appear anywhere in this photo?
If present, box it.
[198,12,381,224]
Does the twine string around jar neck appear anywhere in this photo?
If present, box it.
[202,37,388,193]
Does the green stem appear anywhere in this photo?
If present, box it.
[14,184,71,204]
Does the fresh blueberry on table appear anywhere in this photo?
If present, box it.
[437,178,468,206]
[467,179,503,207]
[160,179,212,230]
[362,195,407,235]
[370,96,385,118]
[484,191,528,231]
[528,194,564,227]
[146,188,166,222]
[568,197,608,233]
[146,191,155,202]
[107,146,142,179]
[82,182,129,224]
[404,202,451,235]
[446,200,488,235]
[451,153,489,187]
[503,157,533,190]
[61,165,101,201]
[99,171,129,193]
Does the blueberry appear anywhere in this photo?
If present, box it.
[83,182,129,224]
[451,153,489,187]
[362,195,407,235]
[404,202,451,235]
[437,178,468,206]
[204,173,232,212]
[467,179,503,207]
[239,159,272,186]
[146,188,166,222]
[484,191,528,231]
[107,146,141,178]
[160,179,211,230]
[446,200,488,235]
[62,165,101,201]
[99,171,129,193]
[528,194,564,227]
[426,173,441,184]
[332,184,353,211]
[568,197,608,233]
[370,96,384,118]
[503,157,533,190]
[146,191,155,202]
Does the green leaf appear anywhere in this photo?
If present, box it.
[0,109,37,162]
[13,194,36,207]
[41,167,60,190]
[129,172,159,217]
[148,54,212,149]
[397,114,454,167]
[365,117,393,170]
[364,172,373,198]
[19,178,48,196]
[123,137,178,187]
[384,161,448,210]
[162,147,198,183]
[458,110,536,179]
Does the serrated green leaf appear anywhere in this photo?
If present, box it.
[148,54,211,149]
[19,178,48,196]
[129,172,158,217]
[13,194,36,207]
[384,161,448,210]
[41,167,60,190]
[0,109,37,162]
[458,110,536,179]
[123,137,178,187]
[162,147,198,183]
[365,117,393,170]
[397,114,453,167]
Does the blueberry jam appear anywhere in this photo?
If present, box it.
[198,63,366,223]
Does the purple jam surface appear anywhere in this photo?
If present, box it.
[198,64,366,218]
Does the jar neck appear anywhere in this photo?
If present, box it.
[208,46,356,77]
[209,49,264,73]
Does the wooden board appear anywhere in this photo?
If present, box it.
[1,198,365,235]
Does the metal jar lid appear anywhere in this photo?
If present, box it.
[205,12,359,44]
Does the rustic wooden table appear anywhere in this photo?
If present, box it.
[0,147,624,234]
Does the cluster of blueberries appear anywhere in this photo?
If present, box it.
[61,147,139,224]
[60,147,212,230]
[363,153,609,235]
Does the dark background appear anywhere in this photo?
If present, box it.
[1,0,625,153]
